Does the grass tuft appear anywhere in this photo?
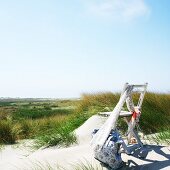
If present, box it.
[71,160,104,170]
[0,120,20,144]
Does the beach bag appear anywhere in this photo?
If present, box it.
[92,130,123,169]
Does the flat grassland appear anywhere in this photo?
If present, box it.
[0,92,170,148]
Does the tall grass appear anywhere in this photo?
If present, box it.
[0,93,170,146]
[0,98,90,147]
[78,92,170,143]
[0,100,77,146]
[77,93,119,112]
[0,119,20,144]
[35,112,89,148]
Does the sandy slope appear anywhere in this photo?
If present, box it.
[0,115,170,170]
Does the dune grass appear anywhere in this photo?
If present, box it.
[34,113,89,148]
[0,98,90,147]
[71,161,104,170]
[0,99,80,146]
[0,119,19,144]
[0,92,170,147]
[17,160,104,170]
[78,92,170,144]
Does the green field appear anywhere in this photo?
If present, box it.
[0,92,170,148]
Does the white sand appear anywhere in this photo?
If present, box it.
[0,115,170,170]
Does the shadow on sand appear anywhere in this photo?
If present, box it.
[119,145,170,170]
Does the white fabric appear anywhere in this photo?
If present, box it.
[94,136,122,169]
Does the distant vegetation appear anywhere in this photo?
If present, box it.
[0,99,85,147]
[0,92,170,147]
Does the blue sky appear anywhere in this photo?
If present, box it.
[0,0,170,98]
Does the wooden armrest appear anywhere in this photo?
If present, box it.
[120,111,132,117]
[98,111,132,117]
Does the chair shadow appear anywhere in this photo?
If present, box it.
[119,144,170,170]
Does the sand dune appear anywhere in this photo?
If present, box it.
[0,115,170,170]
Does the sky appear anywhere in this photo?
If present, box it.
[0,0,170,98]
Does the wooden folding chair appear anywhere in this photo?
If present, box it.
[98,83,148,157]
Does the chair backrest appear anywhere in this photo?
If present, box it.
[136,84,148,109]
[131,83,148,109]
[119,83,148,113]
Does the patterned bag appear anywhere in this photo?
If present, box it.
[93,130,123,169]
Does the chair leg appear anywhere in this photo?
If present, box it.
[132,129,143,147]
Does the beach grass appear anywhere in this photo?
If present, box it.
[0,92,170,147]
[77,92,170,144]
